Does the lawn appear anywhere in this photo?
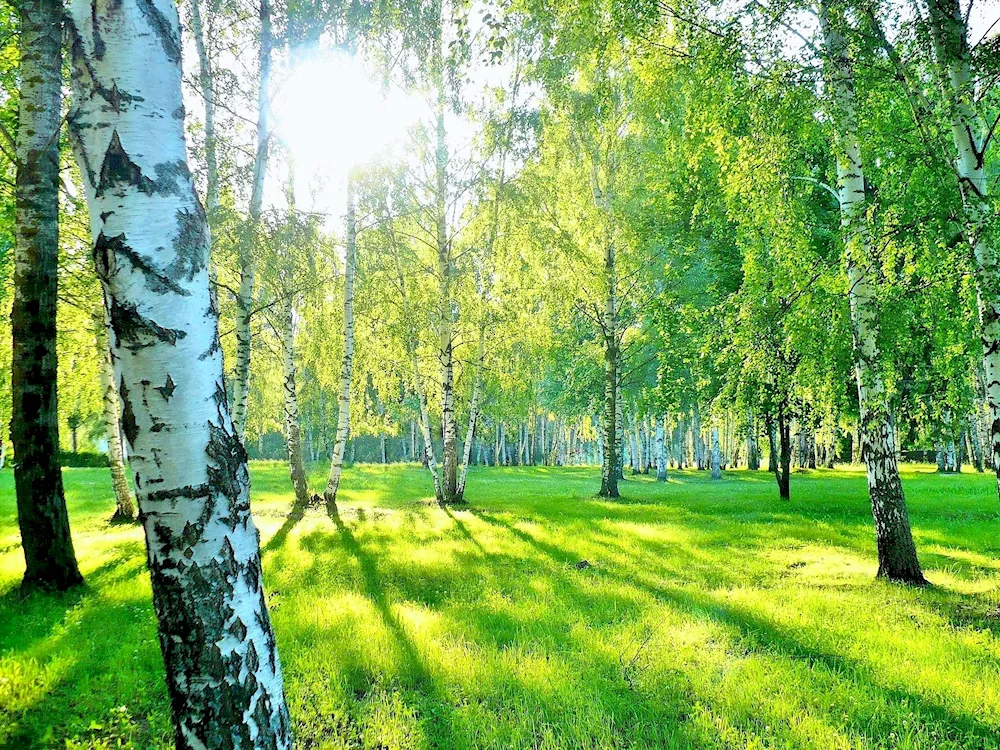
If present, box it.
[1,463,1000,749]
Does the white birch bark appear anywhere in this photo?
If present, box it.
[67,1,291,744]
[96,300,137,522]
[924,0,1000,497]
[656,417,667,481]
[231,0,273,439]
[711,426,721,480]
[281,299,309,507]
[457,327,484,499]
[324,184,356,506]
[189,0,217,217]
[819,0,925,584]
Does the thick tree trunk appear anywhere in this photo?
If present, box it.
[12,0,83,591]
[231,0,273,439]
[324,186,356,506]
[281,300,309,508]
[820,0,925,584]
[68,1,292,745]
[97,301,137,522]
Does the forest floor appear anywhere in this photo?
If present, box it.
[1,463,1000,749]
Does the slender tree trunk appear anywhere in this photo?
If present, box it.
[434,58,459,504]
[778,408,792,500]
[97,301,137,523]
[231,0,273,439]
[189,0,218,216]
[68,2,292,744]
[711,426,721,480]
[281,300,309,508]
[324,185,356,506]
[656,417,667,481]
[457,327,484,500]
[12,0,82,591]
[820,0,925,584]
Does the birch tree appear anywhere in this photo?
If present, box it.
[818,0,925,584]
[324,183,357,507]
[67,0,291,744]
[96,301,137,522]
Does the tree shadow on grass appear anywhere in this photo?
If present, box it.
[262,504,306,555]
[319,503,465,747]
[654,585,1000,747]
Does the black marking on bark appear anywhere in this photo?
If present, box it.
[230,616,248,643]
[99,130,154,196]
[98,131,188,198]
[109,297,186,351]
[173,106,185,120]
[100,210,114,222]
[220,537,238,580]
[137,0,182,63]
[246,639,260,674]
[199,334,221,361]
[90,1,106,58]
[167,207,208,282]
[182,521,201,548]
[156,374,176,401]
[96,232,190,295]
[146,483,211,504]
[206,420,249,510]
[152,523,174,551]
[119,378,139,446]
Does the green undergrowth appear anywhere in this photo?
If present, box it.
[1,463,999,749]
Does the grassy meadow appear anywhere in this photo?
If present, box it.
[1,462,1000,749]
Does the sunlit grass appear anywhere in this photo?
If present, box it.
[2,463,999,748]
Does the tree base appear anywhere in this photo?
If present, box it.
[109,508,139,525]
[877,568,929,587]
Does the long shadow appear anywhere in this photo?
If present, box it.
[323,502,463,746]
[633,582,1000,745]
[262,504,306,554]
[442,505,489,559]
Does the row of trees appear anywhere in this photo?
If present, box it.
[3,0,999,744]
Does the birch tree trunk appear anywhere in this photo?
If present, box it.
[12,0,83,591]
[281,299,309,507]
[231,0,273,438]
[656,417,667,481]
[924,0,1000,499]
[457,327,484,500]
[97,301,137,522]
[820,0,925,584]
[189,0,217,216]
[324,185,356,506]
[67,1,292,744]
[711,426,721,480]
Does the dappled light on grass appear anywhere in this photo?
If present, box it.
[2,464,1000,747]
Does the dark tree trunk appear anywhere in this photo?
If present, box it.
[12,0,82,592]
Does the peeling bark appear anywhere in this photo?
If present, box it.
[12,0,83,591]
[68,1,291,745]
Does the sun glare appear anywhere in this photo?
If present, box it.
[275,52,422,197]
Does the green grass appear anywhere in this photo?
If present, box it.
[2,463,1000,749]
